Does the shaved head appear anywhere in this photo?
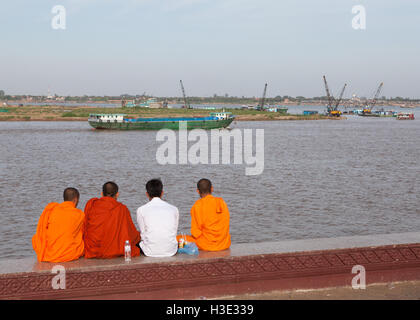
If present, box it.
[103,181,119,198]
[197,178,212,195]
[63,187,80,202]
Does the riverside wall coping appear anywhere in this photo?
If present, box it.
[1,231,419,299]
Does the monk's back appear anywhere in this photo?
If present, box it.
[48,203,85,241]
[84,197,140,258]
[84,197,121,243]
[192,195,231,251]
[34,202,85,262]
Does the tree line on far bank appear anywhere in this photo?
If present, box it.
[0,91,419,105]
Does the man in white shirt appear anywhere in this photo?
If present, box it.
[136,179,179,257]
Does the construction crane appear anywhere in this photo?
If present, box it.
[258,83,268,110]
[323,75,343,117]
[323,75,333,113]
[363,82,384,114]
[335,83,347,109]
[179,80,191,109]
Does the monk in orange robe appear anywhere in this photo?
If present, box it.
[84,181,140,258]
[178,179,231,251]
[32,188,85,263]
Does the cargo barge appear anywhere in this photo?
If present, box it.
[88,112,235,130]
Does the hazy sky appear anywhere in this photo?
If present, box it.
[1,0,419,98]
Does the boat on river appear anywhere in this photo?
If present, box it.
[376,110,397,117]
[88,112,235,130]
[358,109,397,117]
[396,112,415,120]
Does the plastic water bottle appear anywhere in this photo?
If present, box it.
[124,240,131,262]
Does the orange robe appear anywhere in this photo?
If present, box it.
[179,194,231,251]
[83,197,140,258]
[32,201,85,263]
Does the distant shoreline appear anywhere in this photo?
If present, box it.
[0,105,338,122]
[2,100,419,108]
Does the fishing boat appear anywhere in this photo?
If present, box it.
[396,112,415,120]
[88,112,235,130]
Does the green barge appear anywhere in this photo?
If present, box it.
[88,112,235,130]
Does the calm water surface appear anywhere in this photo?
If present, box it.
[0,114,419,260]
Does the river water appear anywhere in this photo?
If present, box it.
[1,113,419,260]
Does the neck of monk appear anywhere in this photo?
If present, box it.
[200,193,211,198]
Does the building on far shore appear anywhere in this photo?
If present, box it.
[122,97,166,108]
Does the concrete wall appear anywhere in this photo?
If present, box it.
[0,232,419,299]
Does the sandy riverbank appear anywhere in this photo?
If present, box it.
[0,105,337,122]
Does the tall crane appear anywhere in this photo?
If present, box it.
[370,82,383,109]
[323,75,334,113]
[334,83,347,109]
[363,82,384,114]
[259,83,268,110]
[179,80,191,109]
[323,75,343,116]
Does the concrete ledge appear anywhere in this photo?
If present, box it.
[1,232,419,299]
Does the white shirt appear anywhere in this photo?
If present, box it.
[136,197,179,257]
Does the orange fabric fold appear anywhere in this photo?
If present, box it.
[32,202,85,262]
[83,197,140,258]
[188,194,231,251]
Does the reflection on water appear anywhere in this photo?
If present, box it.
[0,115,419,260]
